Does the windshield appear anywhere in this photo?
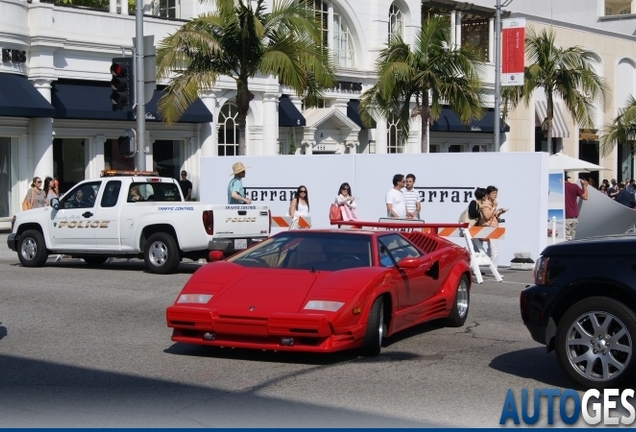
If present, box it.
[228,233,372,270]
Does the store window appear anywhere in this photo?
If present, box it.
[387,118,403,153]
[153,140,182,179]
[388,2,404,43]
[53,138,86,194]
[218,102,239,156]
[154,0,179,18]
[0,137,11,218]
[304,0,356,68]
[461,19,489,62]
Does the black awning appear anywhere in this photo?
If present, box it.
[279,95,305,127]
[430,107,510,133]
[347,100,376,129]
[0,73,55,117]
[51,80,212,123]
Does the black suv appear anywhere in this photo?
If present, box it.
[521,235,636,388]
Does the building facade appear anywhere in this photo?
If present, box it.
[1,0,634,227]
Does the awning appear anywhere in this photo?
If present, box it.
[535,100,570,138]
[279,95,305,127]
[347,100,376,129]
[0,73,55,117]
[430,107,510,133]
[51,80,212,123]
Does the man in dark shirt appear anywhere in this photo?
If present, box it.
[614,182,633,207]
[179,171,193,201]
[564,172,588,241]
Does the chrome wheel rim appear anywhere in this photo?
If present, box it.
[149,240,169,267]
[456,279,469,318]
[377,303,384,350]
[565,310,632,382]
[20,237,37,261]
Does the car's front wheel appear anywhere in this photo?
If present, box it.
[556,296,636,389]
[144,232,181,274]
[360,297,385,357]
[18,229,48,267]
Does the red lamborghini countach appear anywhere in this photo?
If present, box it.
[166,223,472,356]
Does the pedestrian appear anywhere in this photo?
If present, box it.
[289,185,310,218]
[459,187,486,226]
[402,173,421,219]
[614,182,633,208]
[335,182,358,221]
[43,176,59,204]
[227,161,252,204]
[22,176,47,210]
[386,174,406,219]
[479,185,507,267]
[179,170,193,201]
[564,172,588,240]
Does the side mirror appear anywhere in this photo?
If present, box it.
[50,198,59,210]
[397,257,420,269]
[207,250,224,262]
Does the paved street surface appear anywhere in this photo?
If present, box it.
[0,233,579,427]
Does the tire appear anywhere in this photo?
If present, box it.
[445,275,470,327]
[18,229,48,267]
[360,297,385,357]
[144,232,181,274]
[555,296,636,389]
[83,257,108,266]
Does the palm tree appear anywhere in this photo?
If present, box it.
[599,96,636,157]
[359,15,485,153]
[156,0,336,155]
[502,27,610,154]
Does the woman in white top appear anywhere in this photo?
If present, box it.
[335,182,358,221]
[289,185,310,217]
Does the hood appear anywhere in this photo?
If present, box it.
[542,235,636,257]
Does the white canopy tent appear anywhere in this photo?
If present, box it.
[549,151,608,172]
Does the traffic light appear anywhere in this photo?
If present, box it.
[110,57,134,111]
[117,132,135,157]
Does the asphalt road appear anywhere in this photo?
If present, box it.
[0,241,579,427]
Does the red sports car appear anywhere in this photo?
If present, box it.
[166,223,472,356]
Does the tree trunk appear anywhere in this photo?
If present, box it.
[235,78,254,156]
[420,93,431,153]
[546,96,554,155]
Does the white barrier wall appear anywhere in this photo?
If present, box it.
[200,152,550,266]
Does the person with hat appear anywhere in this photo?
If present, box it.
[564,171,588,241]
[228,162,252,204]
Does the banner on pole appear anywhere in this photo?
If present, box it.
[501,18,525,86]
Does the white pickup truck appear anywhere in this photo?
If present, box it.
[7,171,270,273]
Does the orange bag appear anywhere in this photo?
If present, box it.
[329,203,341,223]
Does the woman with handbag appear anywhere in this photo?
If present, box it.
[22,177,47,210]
[335,182,358,221]
[479,185,507,268]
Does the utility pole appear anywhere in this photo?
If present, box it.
[494,0,513,152]
[135,0,146,171]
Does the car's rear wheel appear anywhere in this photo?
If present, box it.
[83,257,108,266]
[445,275,470,327]
[556,297,636,389]
[144,233,181,274]
[18,229,48,267]
[360,297,385,357]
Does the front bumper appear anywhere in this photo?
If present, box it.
[520,283,562,348]
[166,305,365,353]
[7,233,17,251]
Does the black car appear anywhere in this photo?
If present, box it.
[521,235,636,389]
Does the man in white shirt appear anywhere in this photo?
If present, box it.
[402,173,421,219]
[386,174,407,218]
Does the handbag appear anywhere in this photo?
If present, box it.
[21,189,35,211]
[329,203,341,223]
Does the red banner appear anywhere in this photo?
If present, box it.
[501,18,525,86]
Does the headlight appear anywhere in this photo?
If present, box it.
[533,256,550,285]
[176,294,213,304]
[304,300,344,312]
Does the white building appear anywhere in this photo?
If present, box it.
[0,0,634,227]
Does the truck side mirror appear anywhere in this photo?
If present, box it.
[50,198,59,210]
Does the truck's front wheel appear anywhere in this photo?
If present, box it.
[18,229,48,267]
[144,233,180,274]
